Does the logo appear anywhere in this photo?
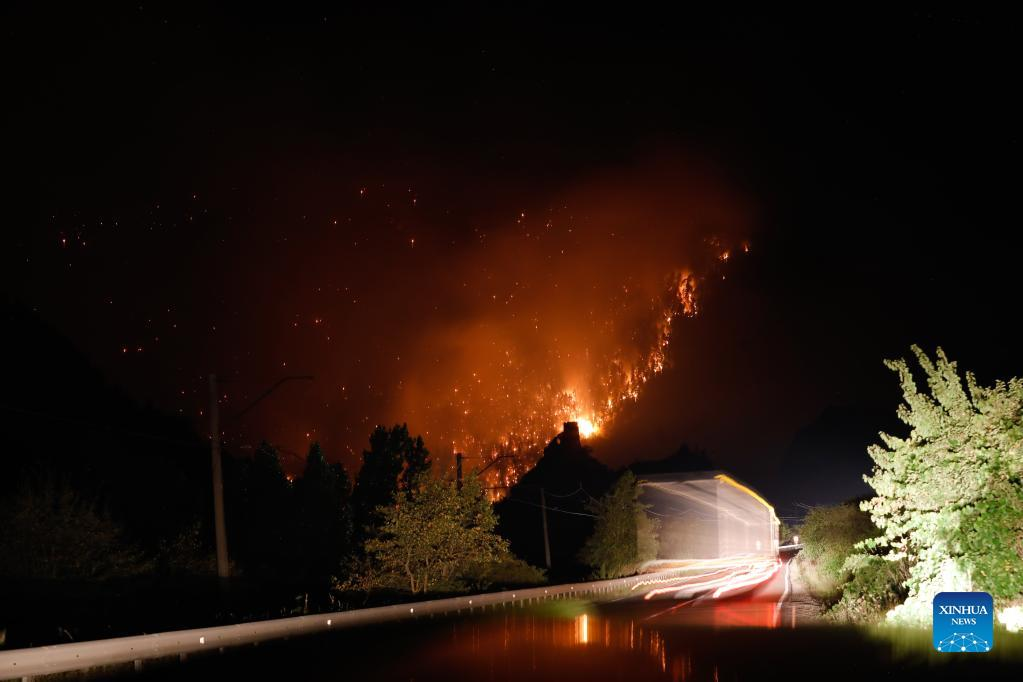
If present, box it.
[933,592,993,653]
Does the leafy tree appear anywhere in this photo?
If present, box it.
[365,474,507,593]
[796,503,877,600]
[0,478,152,580]
[861,346,1023,624]
[580,471,659,579]
[351,424,430,542]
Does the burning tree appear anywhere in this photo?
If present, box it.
[860,346,1023,624]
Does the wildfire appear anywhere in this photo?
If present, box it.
[400,190,746,495]
[575,417,599,438]
[449,264,728,493]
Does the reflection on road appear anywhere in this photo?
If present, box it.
[134,552,1023,681]
[435,555,800,681]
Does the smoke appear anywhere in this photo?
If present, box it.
[388,157,752,481]
[22,150,752,482]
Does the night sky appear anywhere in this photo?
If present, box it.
[5,7,1020,512]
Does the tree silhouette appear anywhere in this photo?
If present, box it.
[351,424,430,544]
[495,423,613,580]
[293,442,353,582]
[232,441,292,577]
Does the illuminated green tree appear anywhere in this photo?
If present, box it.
[861,346,1023,624]
[365,474,507,593]
[580,471,659,579]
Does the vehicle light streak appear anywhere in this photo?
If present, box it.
[639,557,779,601]
[711,559,781,599]
[643,572,743,600]
[632,555,775,591]
[641,568,741,600]
[638,557,776,599]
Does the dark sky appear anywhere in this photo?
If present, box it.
[4,6,1020,511]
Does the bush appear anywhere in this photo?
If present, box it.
[796,503,876,602]
[460,556,547,591]
[829,554,908,623]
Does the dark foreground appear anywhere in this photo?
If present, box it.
[124,565,1023,682]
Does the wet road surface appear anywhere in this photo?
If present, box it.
[131,553,1023,681]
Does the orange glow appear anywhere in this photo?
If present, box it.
[578,614,589,644]
[386,173,750,494]
[575,417,599,438]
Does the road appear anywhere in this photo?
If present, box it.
[125,550,1021,681]
[10,551,1023,680]
[606,548,829,631]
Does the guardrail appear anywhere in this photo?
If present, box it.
[0,566,697,680]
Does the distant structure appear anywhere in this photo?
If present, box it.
[638,471,780,560]
[494,421,614,579]
[556,420,582,449]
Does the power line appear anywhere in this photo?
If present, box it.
[543,485,587,498]
[503,495,598,518]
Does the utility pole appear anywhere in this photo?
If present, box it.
[540,487,551,569]
[455,452,463,491]
[209,373,229,579]
[206,373,314,581]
